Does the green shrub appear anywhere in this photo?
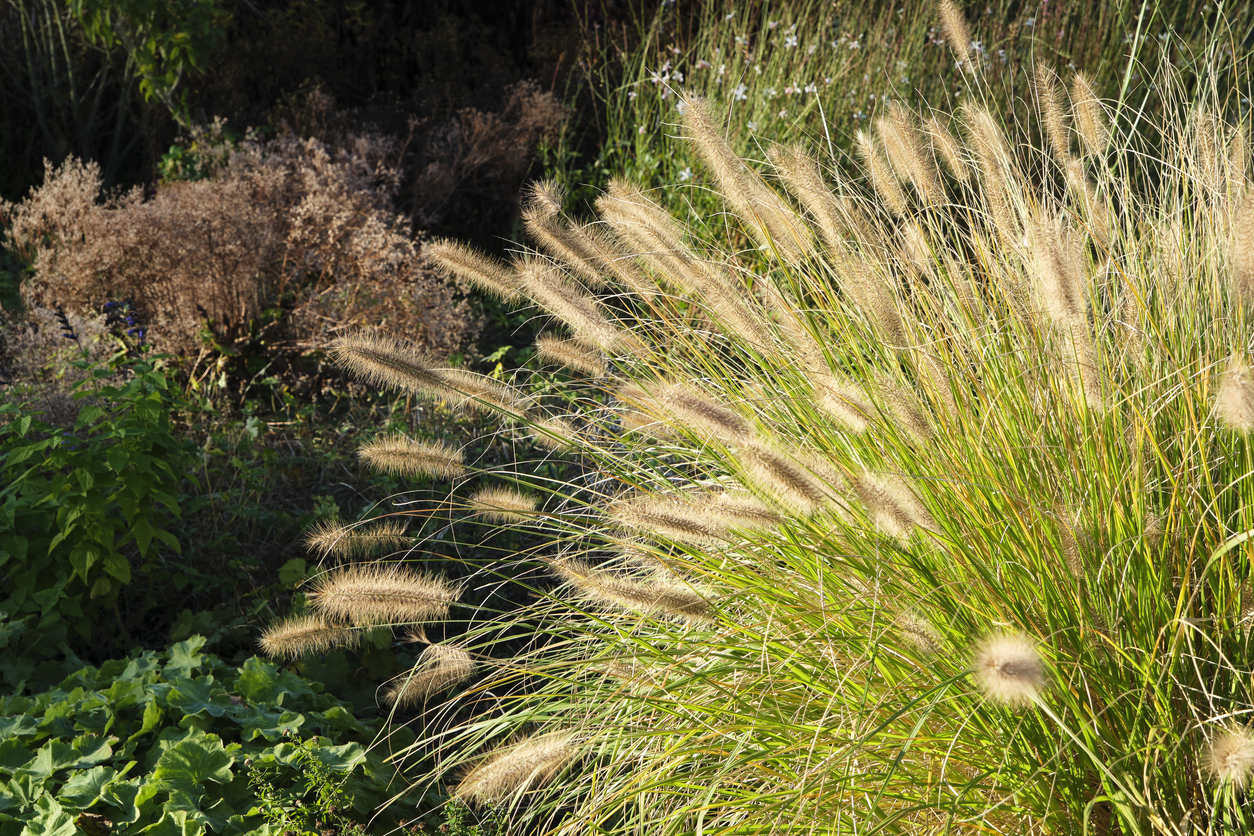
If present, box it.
[0,351,197,662]
[0,636,421,836]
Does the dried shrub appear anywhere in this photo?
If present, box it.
[411,81,565,236]
[3,121,476,359]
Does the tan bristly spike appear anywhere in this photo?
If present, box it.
[769,143,850,253]
[530,415,581,451]
[425,238,520,301]
[455,731,579,804]
[358,435,466,479]
[682,93,813,260]
[607,493,730,545]
[874,375,933,443]
[925,114,970,184]
[852,472,936,540]
[939,0,974,73]
[544,556,712,621]
[535,334,608,376]
[331,332,532,416]
[856,130,910,217]
[964,106,1020,245]
[737,439,830,517]
[1071,73,1109,158]
[653,381,751,441]
[385,643,476,706]
[467,486,539,523]
[259,614,361,659]
[1034,64,1071,166]
[572,221,654,297]
[307,563,460,626]
[305,517,409,560]
[1216,358,1254,432]
[516,255,626,352]
[525,178,565,217]
[1027,213,1086,325]
[881,102,944,206]
[810,372,875,433]
[833,251,906,346]
[1230,189,1254,307]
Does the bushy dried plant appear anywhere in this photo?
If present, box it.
[2,117,474,359]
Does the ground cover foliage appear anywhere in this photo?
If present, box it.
[263,2,1254,833]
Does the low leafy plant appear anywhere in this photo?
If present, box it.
[0,636,420,836]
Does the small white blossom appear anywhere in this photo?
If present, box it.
[767,19,779,29]
[628,91,637,100]
[735,35,747,46]
[695,60,711,70]
[675,99,687,115]
[725,12,734,20]
[765,86,777,98]
[1025,16,1035,26]
[849,39,860,49]
[784,34,798,48]
[779,109,788,118]
[804,82,818,94]
[808,44,817,55]
[732,84,748,101]
[638,125,647,134]
[678,167,692,181]
[672,70,684,82]
[747,120,758,131]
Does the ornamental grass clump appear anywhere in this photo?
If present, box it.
[267,9,1254,832]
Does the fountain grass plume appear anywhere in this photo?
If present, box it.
[357,435,466,478]
[306,563,460,626]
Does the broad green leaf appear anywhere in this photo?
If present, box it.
[128,700,164,744]
[139,809,203,836]
[318,705,367,735]
[57,766,117,811]
[70,735,113,769]
[231,709,303,743]
[6,773,46,808]
[101,776,159,825]
[18,795,75,836]
[0,743,31,775]
[0,716,38,740]
[17,742,77,781]
[101,679,146,711]
[120,654,162,683]
[150,738,233,796]
[163,790,229,833]
[233,657,314,706]
[163,638,205,679]
[166,678,229,719]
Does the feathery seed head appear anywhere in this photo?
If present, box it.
[1229,190,1254,307]
[525,179,565,218]
[1207,726,1254,788]
[1071,73,1108,157]
[385,643,476,706]
[738,440,829,517]
[607,493,730,545]
[852,472,935,539]
[259,614,360,659]
[358,435,466,479]
[657,382,751,441]
[702,492,784,532]
[517,255,624,351]
[535,334,608,376]
[330,332,449,396]
[857,130,910,217]
[812,373,875,433]
[939,0,974,72]
[925,114,970,183]
[307,563,460,626]
[425,239,520,301]
[545,556,712,621]
[898,611,943,656]
[971,633,1047,708]
[455,731,579,805]
[468,486,539,523]
[682,93,812,259]
[1216,359,1254,432]
[881,103,944,205]
[1035,65,1071,165]
[305,517,409,560]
